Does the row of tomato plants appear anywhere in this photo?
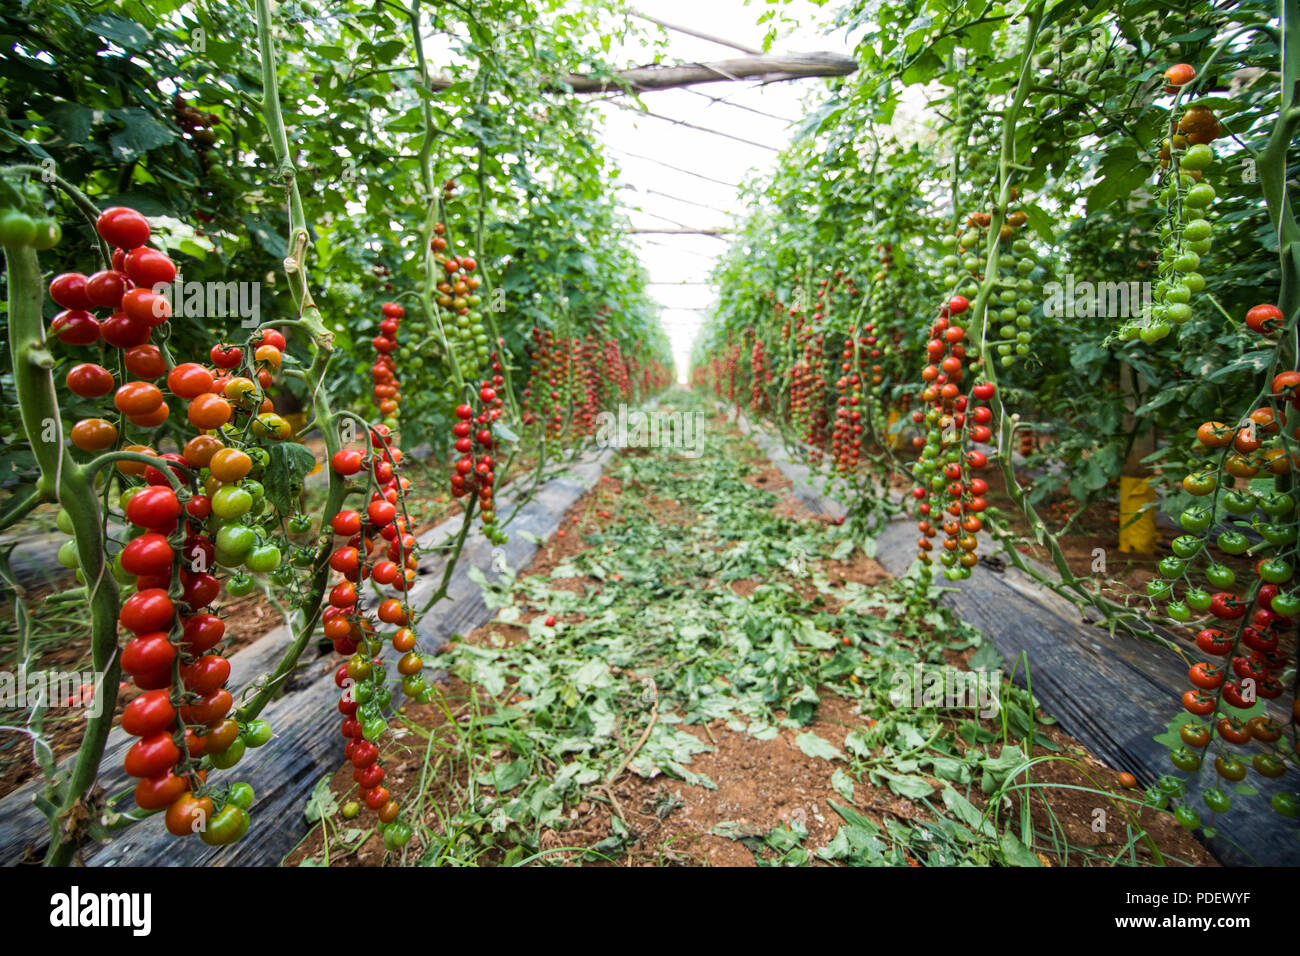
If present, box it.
[0,0,669,865]
[694,2,1300,838]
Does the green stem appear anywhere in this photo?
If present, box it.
[5,244,122,867]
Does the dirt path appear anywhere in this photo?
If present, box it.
[286,392,1214,868]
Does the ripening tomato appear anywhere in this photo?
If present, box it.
[114,381,164,417]
[121,689,176,737]
[119,589,175,634]
[123,732,180,778]
[49,309,101,345]
[85,270,130,309]
[179,688,232,725]
[96,207,151,249]
[210,344,243,369]
[121,288,171,326]
[49,273,94,310]
[100,311,151,348]
[121,532,174,576]
[69,418,118,451]
[187,392,232,429]
[65,363,114,398]
[126,486,181,530]
[165,792,214,837]
[160,364,209,403]
[123,247,177,288]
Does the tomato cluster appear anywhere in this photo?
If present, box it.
[370,302,405,424]
[428,221,488,374]
[326,422,425,848]
[1153,372,1300,822]
[910,296,995,580]
[1122,89,1222,343]
[49,206,305,844]
[0,176,62,251]
[448,382,505,542]
[750,336,769,413]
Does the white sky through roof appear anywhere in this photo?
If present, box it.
[593,2,855,381]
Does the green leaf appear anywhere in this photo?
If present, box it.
[109,109,172,162]
[795,731,843,761]
[264,442,317,515]
[998,830,1041,866]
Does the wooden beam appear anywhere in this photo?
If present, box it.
[423,54,857,96]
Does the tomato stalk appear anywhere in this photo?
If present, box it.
[4,242,123,866]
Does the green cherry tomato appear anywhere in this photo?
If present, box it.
[382,821,413,851]
[362,718,388,742]
[1270,590,1300,615]
[1180,507,1213,533]
[1205,564,1236,588]
[1173,804,1202,830]
[1167,601,1192,622]
[341,801,361,820]
[288,514,313,534]
[1215,531,1250,555]
[242,480,266,503]
[1259,524,1297,546]
[0,209,36,247]
[270,565,294,586]
[1170,747,1202,772]
[216,524,256,560]
[242,719,273,748]
[1182,472,1217,496]
[1158,556,1187,579]
[227,782,255,810]
[1271,793,1299,819]
[1257,558,1293,584]
[1259,492,1295,517]
[1252,753,1286,779]
[245,544,282,574]
[1202,788,1231,814]
[211,485,253,520]
[209,737,246,769]
[1147,579,1174,600]
[1215,755,1248,782]
[1221,491,1256,515]
[199,804,249,846]
[226,572,256,597]
[56,508,75,534]
[1157,775,1186,797]
[1171,535,1204,559]
[57,540,79,569]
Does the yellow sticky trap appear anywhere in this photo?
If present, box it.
[886,408,902,450]
[1118,475,1157,554]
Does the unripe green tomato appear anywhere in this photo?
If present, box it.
[56,508,74,535]
[212,485,253,520]
[57,540,79,568]
[1179,144,1214,171]
[1182,272,1205,293]
[227,782,255,809]
[209,737,246,769]
[1184,182,1216,208]
[242,719,273,748]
